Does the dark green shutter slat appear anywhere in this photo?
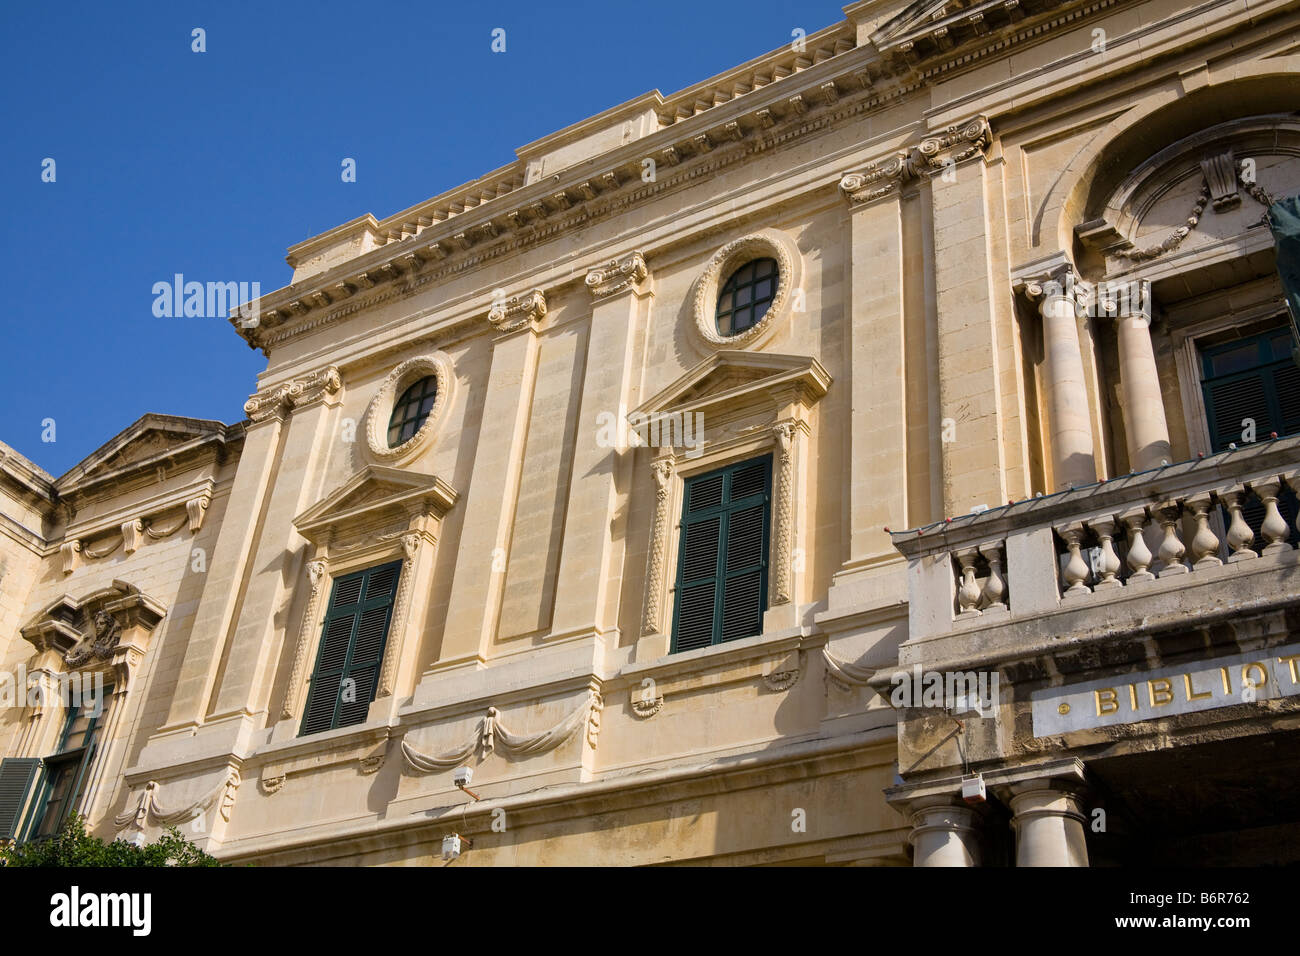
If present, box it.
[0,758,42,840]
[725,506,765,571]
[301,674,343,736]
[336,667,378,726]
[729,461,768,501]
[351,606,391,664]
[688,475,724,513]
[676,583,716,652]
[333,575,364,608]
[720,571,764,641]
[1275,364,1300,434]
[681,518,720,581]
[317,615,353,671]
[1205,374,1270,450]
[365,565,399,600]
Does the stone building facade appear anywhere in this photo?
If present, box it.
[2,0,1299,865]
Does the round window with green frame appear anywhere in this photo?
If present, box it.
[365,353,454,462]
[691,229,802,350]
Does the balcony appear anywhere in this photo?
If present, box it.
[888,434,1300,668]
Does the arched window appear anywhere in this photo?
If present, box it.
[386,376,438,448]
[716,258,778,337]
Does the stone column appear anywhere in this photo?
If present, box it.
[1023,269,1097,490]
[1009,782,1090,867]
[436,291,546,667]
[550,254,650,640]
[1105,279,1171,471]
[908,795,983,867]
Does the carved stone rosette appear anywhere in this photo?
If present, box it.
[771,422,798,606]
[487,288,547,333]
[281,559,327,720]
[586,252,649,299]
[640,458,675,635]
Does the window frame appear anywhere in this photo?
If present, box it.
[23,689,111,842]
[299,561,403,737]
[715,257,779,338]
[670,455,773,654]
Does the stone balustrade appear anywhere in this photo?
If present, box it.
[891,436,1300,644]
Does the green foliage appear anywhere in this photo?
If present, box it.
[0,814,220,867]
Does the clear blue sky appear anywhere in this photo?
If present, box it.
[1,0,846,478]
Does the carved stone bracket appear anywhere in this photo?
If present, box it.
[822,646,876,692]
[60,540,81,576]
[586,252,649,299]
[630,695,664,719]
[487,288,547,333]
[762,651,802,692]
[839,117,990,206]
[244,365,342,423]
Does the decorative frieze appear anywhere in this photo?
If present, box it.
[113,768,241,835]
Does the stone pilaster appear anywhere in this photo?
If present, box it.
[550,254,651,640]
[436,293,547,666]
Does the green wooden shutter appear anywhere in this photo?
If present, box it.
[673,457,771,653]
[0,757,43,841]
[300,561,402,736]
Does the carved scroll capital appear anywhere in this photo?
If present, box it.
[586,252,649,298]
[487,288,547,333]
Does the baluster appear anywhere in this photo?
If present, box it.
[954,548,982,616]
[1058,522,1092,596]
[1218,485,1257,562]
[978,541,1007,610]
[1089,516,1123,590]
[1154,500,1188,576]
[1184,493,1222,570]
[1120,506,1154,582]
[1250,477,1293,555]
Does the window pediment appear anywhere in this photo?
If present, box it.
[633,350,830,423]
[19,581,166,685]
[293,465,458,550]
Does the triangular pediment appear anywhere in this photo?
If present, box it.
[56,414,237,494]
[294,465,458,543]
[634,351,830,419]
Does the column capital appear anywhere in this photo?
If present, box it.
[839,152,913,206]
[1097,277,1153,325]
[487,288,547,334]
[243,366,342,423]
[837,116,991,207]
[585,252,650,299]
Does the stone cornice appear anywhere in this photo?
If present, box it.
[233,0,1127,354]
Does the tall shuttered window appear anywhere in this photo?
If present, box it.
[672,456,772,653]
[1201,324,1300,542]
[300,561,402,736]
